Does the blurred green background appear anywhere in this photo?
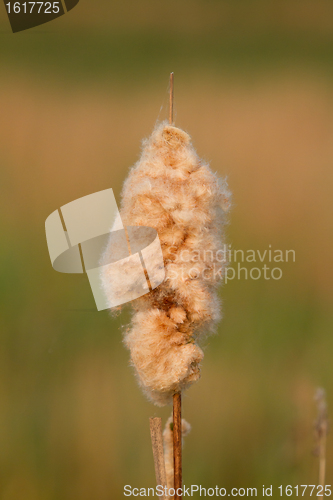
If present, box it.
[1,1,333,498]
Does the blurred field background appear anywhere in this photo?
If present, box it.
[1,1,333,498]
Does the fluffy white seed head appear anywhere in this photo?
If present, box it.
[101,121,231,406]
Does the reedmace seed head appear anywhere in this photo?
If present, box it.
[101,121,231,406]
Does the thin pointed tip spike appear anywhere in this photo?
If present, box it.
[169,73,174,125]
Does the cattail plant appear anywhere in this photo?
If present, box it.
[101,74,231,499]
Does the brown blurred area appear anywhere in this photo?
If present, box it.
[56,0,333,34]
[0,1,333,499]
[1,73,333,297]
